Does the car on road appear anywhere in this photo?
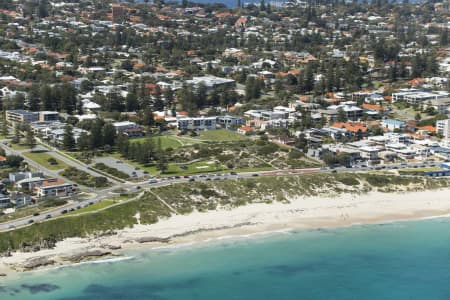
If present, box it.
[45,214,52,219]
[69,208,75,212]
[88,202,94,205]
[189,178,195,182]
[252,174,259,177]
[61,209,68,214]
[148,179,158,184]
[28,219,34,224]
[33,212,40,216]
[230,172,237,175]
[76,206,81,209]
[116,160,122,163]
[8,225,15,229]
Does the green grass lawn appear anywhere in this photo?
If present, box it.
[65,195,130,216]
[23,151,70,170]
[130,136,183,150]
[10,143,32,150]
[138,161,225,177]
[195,129,248,142]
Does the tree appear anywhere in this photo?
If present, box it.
[1,119,8,137]
[6,155,23,168]
[25,126,36,150]
[102,123,116,148]
[11,126,21,144]
[77,132,89,151]
[337,108,348,122]
[62,125,76,150]
[156,138,168,173]
[28,84,41,111]
[415,112,422,122]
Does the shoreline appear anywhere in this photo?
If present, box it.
[2,187,450,277]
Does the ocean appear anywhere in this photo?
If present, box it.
[2,217,450,300]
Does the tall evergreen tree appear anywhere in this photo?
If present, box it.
[62,125,76,150]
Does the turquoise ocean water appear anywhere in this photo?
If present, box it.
[2,217,450,300]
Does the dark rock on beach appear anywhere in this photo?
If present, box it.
[65,250,112,263]
[22,257,55,270]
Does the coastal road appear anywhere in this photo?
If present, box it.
[0,158,441,232]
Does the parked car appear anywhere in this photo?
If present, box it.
[33,212,40,216]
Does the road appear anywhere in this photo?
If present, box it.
[0,159,441,232]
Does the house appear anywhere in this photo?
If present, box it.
[0,155,6,166]
[39,111,59,122]
[34,179,73,200]
[381,119,406,132]
[216,115,244,128]
[6,110,39,126]
[9,171,44,183]
[185,76,235,91]
[16,177,45,191]
[177,116,217,131]
[237,125,255,135]
[0,193,10,209]
[9,192,32,207]
[331,122,368,140]
[112,121,140,133]
[436,119,450,139]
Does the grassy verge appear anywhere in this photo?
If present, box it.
[22,151,69,170]
[10,143,31,150]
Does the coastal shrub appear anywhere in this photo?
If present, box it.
[336,175,360,186]
[60,167,110,188]
[0,192,170,253]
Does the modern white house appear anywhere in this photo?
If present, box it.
[177,116,217,131]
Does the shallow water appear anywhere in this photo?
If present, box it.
[2,218,450,299]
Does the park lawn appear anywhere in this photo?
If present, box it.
[136,161,225,177]
[10,143,32,150]
[23,151,70,170]
[130,136,183,150]
[195,129,248,142]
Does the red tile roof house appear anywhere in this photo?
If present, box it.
[34,179,73,200]
[0,155,6,166]
[237,125,255,135]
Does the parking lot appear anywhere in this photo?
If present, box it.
[93,157,147,178]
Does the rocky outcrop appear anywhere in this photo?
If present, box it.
[22,257,55,270]
[64,250,112,263]
[135,237,170,244]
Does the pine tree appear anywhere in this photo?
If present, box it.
[62,125,76,150]
[25,126,36,150]
[156,138,167,174]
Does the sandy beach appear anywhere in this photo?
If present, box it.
[1,188,450,276]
